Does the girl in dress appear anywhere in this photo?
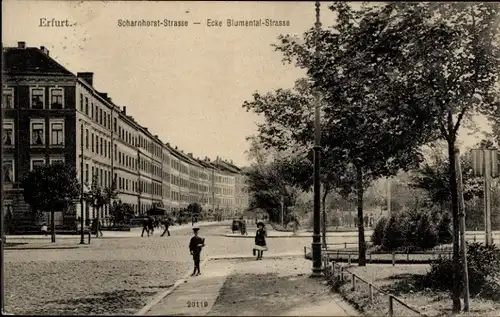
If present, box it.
[254,221,267,260]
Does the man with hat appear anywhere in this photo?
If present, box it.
[189,225,205,276]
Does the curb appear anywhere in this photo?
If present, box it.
[5,245,90,250]
[135,256,212,316]
[223,233,368,238]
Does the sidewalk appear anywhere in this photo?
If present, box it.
[224,230,374,238]
[140,256,359,316]
[225,229,500,239]
[6,220,230,240]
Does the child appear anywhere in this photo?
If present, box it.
[254,221,268,260]
[189,226,205,276]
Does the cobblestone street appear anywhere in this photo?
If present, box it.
[4,224,325,315]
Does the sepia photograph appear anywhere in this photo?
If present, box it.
[1,1,500,316]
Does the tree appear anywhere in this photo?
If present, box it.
[187,202,202,220]
[411,140,486,211]
[110,200,135,225]
[22,162,80,242]
[245,160,299,223]
[83,174,117,236]
[247,5,431,266]
[279,3,500,311]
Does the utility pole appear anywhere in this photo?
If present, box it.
[280,195,284,226]
[79,122,85,244]
[311,0,323,277]
[0,68,6,314]
[387,179,392,217]
[472,148,497,246]
[484,150,493,246]
[455,149,470,312]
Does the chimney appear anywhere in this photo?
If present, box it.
[40,46,49,55]
[231,160,233,164]
[18,41,26,49]
[122,106,127,115]
[188,153,193,158]
[175,146,178,149]
[77,72,94,86]
[154,135,158,138]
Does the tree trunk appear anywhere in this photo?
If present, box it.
[447,139,462,313]
[50,210,56,243]
[96,206,100,238]
[356,166,366,266]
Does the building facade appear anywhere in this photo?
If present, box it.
[2,42,249,227]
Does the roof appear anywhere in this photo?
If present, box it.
[3,47,74,76]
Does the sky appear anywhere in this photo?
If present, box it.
[2,1,492,167]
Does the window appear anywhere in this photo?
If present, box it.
[91,103,94,119]
[80,93,84,111]
[100,137,103,155]
[96,137,99,155]
[30,158,46,170]
[3,159,14,183]
[114,118,117,132]
[49,88,64,109]
[49,120,64,146]
[85,97,89,115]
[91,133,94,152]
[30,120,45,146]
[85,129,89,149]
[50,157,65,165]
[85,164,89,183]
[3,121,14,147]
[99,109,103,125]
[2,88,14,109]
[30,87,45,109]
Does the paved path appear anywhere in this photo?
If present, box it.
[145,259,230,316]
[142,256,358,316]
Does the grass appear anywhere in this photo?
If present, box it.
[331,264,500,317]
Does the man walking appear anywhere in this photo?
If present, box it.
[141,217,150,237]
[189,226,205,276]
[161,217,171,237]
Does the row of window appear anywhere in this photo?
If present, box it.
[3,119,64,147]
[2,87,65,110]
[80,93,112,131]
[2,157,65,183]
[86,129,111,159]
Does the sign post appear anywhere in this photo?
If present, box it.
[471,148,499,246]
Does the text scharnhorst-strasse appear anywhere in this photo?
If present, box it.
[117,19,189,27]
[207,19,291,27]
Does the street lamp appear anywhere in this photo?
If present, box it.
[311,0,323,277]
[78,119,90,244]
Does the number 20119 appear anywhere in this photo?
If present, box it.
[187,301,208,308]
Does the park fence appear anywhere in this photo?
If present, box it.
[322,253,429,317]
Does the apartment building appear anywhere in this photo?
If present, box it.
[2,41,249,228]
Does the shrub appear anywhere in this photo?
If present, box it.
[416,212,439,250]
[425,242,500,297]
[437,212,453,244]
[381,215,406,250]
[371,216,387,246]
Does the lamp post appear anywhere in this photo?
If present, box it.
[80,122,85,244]
[311,0,323,277]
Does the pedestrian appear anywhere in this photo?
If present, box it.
[253,221,268,260]
[148,217,155,236]
[161,217,171,237]
[41,223,48,236]
[189,226,205,276]
[240,218,247,235]
[141,217,150,237]
[97,219,103,237]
